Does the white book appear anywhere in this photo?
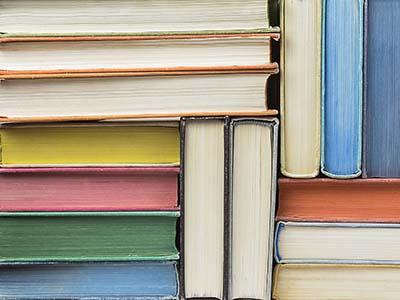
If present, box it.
[280,0,322,178]
[229,118,278,300]
[273,264,400,300]
[0,71,277,121]
[0,0,271,35]
[0,36,274,71]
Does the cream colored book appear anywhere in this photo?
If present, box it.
[280,0,322,178]
[273,264,400,300]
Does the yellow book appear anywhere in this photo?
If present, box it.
[0,123,180,166]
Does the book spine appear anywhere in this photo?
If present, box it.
[321,0,363,178]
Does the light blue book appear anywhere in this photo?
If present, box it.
[321,0,363,178]
[0,261,178,299]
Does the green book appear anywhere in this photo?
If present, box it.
[0,211,179,262]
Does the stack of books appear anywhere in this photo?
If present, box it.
[0,0,280,299]
[274,0,400,299]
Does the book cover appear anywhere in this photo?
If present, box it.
[280,0,322,178]
[321,0,363,178]
[0,167,179,211]
[277,178,400,223]
[0,211,179,262]
[0,123,180,167]
[363,0,400,177]
[0,262,179,299]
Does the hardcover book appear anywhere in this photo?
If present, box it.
[321,0,363,178]
[363,0,400,177]
[228,118,278,300]
[273,264,400,300]
[0,262,179,299]
[0,0,276,36]
[275,222,400,264]
[0,211,179,262]
[0,34,279,72]
[0,69,278,122]
[0,122,180,167]
[0,167,179,211]
[278,178,400,223]
[280,0,322,178]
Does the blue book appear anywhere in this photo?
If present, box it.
[322,0,363,178]
[0,261,178,299]
[364,0,400,177]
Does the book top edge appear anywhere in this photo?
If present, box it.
[0,211,181,217]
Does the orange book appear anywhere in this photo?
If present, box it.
[277,178,400,223]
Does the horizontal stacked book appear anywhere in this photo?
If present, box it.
[0,0,281,299]
[274,0,400,299]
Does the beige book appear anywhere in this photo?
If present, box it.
[273,264,400,300]
[280,0,322,178]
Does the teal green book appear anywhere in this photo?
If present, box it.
[0,212,179,262]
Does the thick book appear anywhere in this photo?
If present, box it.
[0,262,178,299]
[228,118,278,300]
[0,167,178,211]
[0,0,277,36]
[0,122,180,167]
[273,264,400,300]
[363,0,400,177]
[277,178,400,222]
[0,211,179,262]
[275,222,400,264]
[0,34,279,72]
[181,117,228,299]
[280,0,322,178]
[321,0,363,178]
[0,68,278,123]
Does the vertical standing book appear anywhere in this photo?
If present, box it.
[364,0,400,177]
[322,0,363,178]
[280,0,322,178]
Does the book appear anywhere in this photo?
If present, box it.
[0,34,279,72]
[275,222,400,264]
[0,211,179,262]
[273,264,400,300]
[321,0,363,178]
[0,69,278,122]
[0,122,180,167]
[363,0,400,177]
[182,117,227,299]
[278,178,400,222]
[0,167,179,211]
[228,118,278,300]
[0,0,276,36]
[0,262,178,299]
[280,0,322,178]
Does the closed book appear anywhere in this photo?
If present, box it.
[0,211,179,262]
[280,0,322,178]
[321,0,363,178]
[228,118,278,300]
[0,68,278,123]
[0,167,179,211]
[0,122,180,167]
[275,222,400,264]
[273,264,400,300]
[277,178,400,222]
[364,0,400,177]
[0,0,277,36]
[0,262,178,299]
[0,34,279,72]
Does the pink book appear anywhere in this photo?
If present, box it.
[0,167,179,211]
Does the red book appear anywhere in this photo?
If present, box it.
[0,167,179,211]
[278,178,400,223]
